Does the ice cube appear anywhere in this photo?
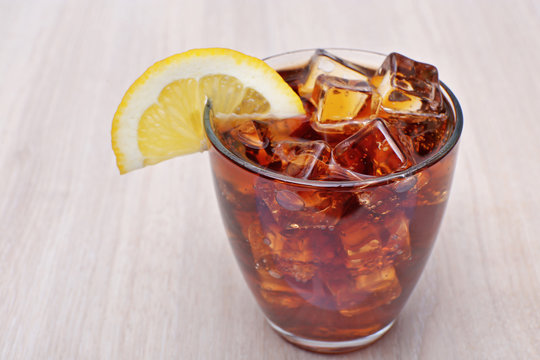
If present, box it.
[333,118,410,176]
[259,232,337,290]
[248,222,283,264]
[274,259,317,283]
[397,163,453,208]
[370,52,450,159]
[356,187,401,216]
[372,52,444,117]
[387,113,450,160]
[253,219,335,282]
[248,221,317,282]
[394,171,431,208]
[258,271,306,308]
[270,140,332,179]
[255,179,350,231]
[339,221,385,275]
[224,120,273,166]
[307,119,364,148]
[214,179,260,259]
[416,156,455,206]
[312,75,375,123]
[264,115,316,142]
[274,236,317,282]
[215,179,256,211]
[330,266,402,317]
[311,163,365,182]
[298,49,371,99]
[383,213,411,264]
[229,120,269,149]
[307,75,375,145]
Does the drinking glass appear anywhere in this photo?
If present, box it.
[204,49,463,353]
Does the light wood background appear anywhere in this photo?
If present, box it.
[1,0,539,359]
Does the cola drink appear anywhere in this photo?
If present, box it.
[205,49,462,353]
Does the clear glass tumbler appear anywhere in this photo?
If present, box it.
[204,49,463,353]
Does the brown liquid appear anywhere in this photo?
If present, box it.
[208,55,458,342]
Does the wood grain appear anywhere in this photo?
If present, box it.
[1,0,539,358]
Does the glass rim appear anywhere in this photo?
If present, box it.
[204,48,463,189]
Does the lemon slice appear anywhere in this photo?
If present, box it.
[111,48,305,174]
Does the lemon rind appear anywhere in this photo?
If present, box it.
[112,48,305,174]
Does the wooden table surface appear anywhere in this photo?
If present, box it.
[1,0,539,358]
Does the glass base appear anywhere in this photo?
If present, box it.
[266,318,395,354]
